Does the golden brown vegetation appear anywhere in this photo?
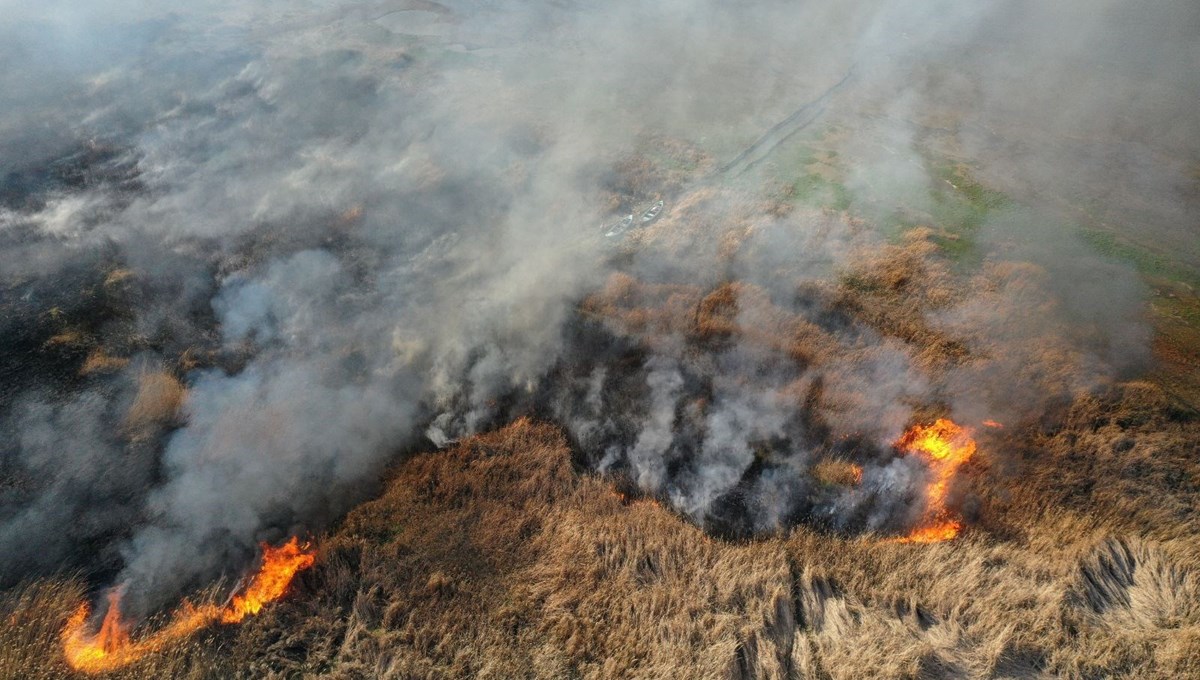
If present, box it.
[5,195,1197,678]
[810,459,862,488]
[604,136,713,209]
[44,328,89,349]
[80,350,130,376]
[122,370,186,435]
[0,580,221,680]
[8,394,1197,679]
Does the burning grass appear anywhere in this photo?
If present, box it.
[58,538,315,675]
[62,590,213,675]
[3,388,1199,678]
[2,182,1195,678]
[0,579,224,680]
[892,418,977,543]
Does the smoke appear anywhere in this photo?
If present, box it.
[1,0,1194,614]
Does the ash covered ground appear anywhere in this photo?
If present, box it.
[2,2,1200,678]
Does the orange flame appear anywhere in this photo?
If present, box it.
[221,537,316,624]
[895,519,962,545]
[62,537,314,673]
[63,589,133,673]
[62,592,220,674]
[848,463,864,486]
[892,418,977,543]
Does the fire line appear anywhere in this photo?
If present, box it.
[62,537,315,674]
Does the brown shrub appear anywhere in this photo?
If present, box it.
[123,370,186,434]
[80,349,130,376]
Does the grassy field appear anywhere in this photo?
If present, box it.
[6,393,1198,679]
[5,219,1200,678]
[4,125,1199,679]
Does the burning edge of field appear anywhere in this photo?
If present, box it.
[54,413,984,673]
[61,538,314,674]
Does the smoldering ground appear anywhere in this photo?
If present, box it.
[1,0,1194,620]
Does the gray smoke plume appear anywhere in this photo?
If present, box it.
[1,0,1193,616]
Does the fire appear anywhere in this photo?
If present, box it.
[62,537,314,673]
[893,418,977,544]
[62,592,219,674]
[221,537,317,623]
[895,520,962,545]
[848,463,864,486]
[63,590,133,673]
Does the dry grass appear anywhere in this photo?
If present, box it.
[261,400,1198,680]
[6,389,1199,679]
[0,579,86,680]
[604,135,713,209]
[102,269,135,289]
[122,370,186,435]
[810,459,862,487]
[79,350,130,376]
[43,328,90,349]
[5,226,1198,678]
[0,580,234,680]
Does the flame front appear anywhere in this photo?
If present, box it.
[62,537,314,673]
[63,589,136,674]
[893,418,977,543]
[62,593,219,674]
[221,537,316,624]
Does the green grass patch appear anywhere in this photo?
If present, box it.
[899,161,1012,268]
[1153,293,1200,328]
[927,162,1011,234]
[929,232,982,267]
[790,171,852,211]
[643,146,702,174]
[1080,228,1200,290]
